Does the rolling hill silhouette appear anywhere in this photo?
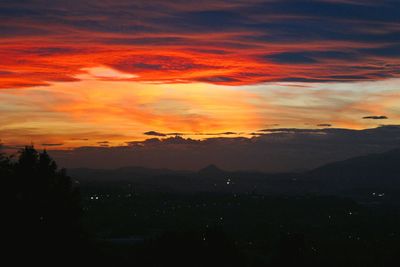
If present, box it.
[304,148,400,193]
[70,148,400,197]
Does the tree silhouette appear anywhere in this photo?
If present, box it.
[0,146,11,177]
[4,146,84,264]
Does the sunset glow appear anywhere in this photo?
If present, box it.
[1,0,400,150]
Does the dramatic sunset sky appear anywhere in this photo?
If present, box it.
[1,0,400,170]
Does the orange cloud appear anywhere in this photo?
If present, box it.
[0,71,264,148]
[1,0,400,149]
[2,0,399,90]
[1,70,400,149]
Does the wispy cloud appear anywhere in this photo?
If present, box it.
[144,131,167,137]
[0,0,399,88]
[362,115,388,120]
[42,143,63,147]
[1,1,400,148]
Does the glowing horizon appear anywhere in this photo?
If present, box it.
[1,66,399,149]
[1,0,400,150]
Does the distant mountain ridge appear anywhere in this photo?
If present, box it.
[305,148,400,191]
[70,148,400,197]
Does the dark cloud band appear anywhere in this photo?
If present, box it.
[0,0,399,88]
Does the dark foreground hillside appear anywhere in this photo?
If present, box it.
[75,148,400,266]
[4,147,400,266]
[81,192,400,267]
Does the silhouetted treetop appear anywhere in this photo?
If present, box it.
[4,145,85,264]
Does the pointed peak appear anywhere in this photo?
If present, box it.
[198,164,224,175]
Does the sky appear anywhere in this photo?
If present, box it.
[1,0,400,170]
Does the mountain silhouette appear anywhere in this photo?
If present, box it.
[306,148,400,191]
[197,164,225,176]
[70,148,400,197]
